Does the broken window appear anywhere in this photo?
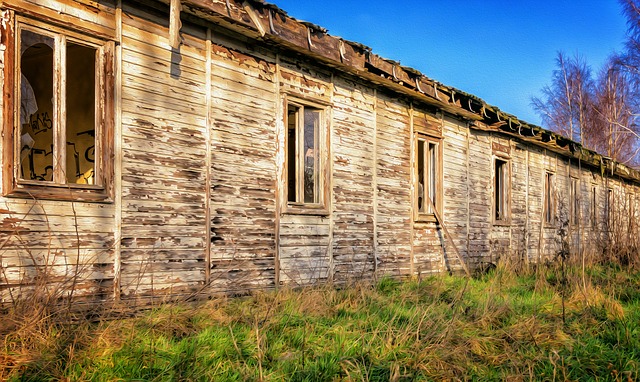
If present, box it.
[569,177,579,226]
[415,135,441,220]
[544,172,555,224]
[285,99,327,211]
[3,17,114,201]
[494,158,509,222]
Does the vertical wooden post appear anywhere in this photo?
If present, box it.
[169,0,182,49]
[327,73,335,283]
[54,34,66,183]
[465,124,471,266]
[204,28,212,285]
[273,54,282,287]
[1,9,16,196]
[113,0,123,300]
[524,149,530,269]
[372,88,378,277]
[408,103,415,276]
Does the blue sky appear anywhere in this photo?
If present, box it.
[272,1,628,126]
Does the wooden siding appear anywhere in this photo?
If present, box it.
[331,76,376,282]
[276,58,331,286]
[208,31,278,293]
[0,199,115,302]
[119,4,208,301]
[0,0,117,303]
[1,0,640,305]
[374,95,411,277]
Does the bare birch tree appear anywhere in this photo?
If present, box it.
[532,0,640,167]
[592,60,639,165]
[531,52,594,145]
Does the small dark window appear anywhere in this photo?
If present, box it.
[591,186,597,227]
[494,159,509,222]
[544,172,555,224]
[415,136,441,219]
[569,177,579,225]
[605,188,613,229]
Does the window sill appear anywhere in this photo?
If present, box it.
[493,220,511,227]
[5,183,113,203]
[283,204,329,216]
[414,214,437,224]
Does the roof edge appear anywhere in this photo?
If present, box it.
[172,0,640,183]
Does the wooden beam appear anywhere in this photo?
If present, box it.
[169,0,182,49]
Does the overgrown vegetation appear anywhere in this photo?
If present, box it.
[1,260,639,381]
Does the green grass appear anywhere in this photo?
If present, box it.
[2,263,640,381]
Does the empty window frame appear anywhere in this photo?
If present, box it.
[544,172,555,224]
[605,188,614,229]
[569,177,579,226]
[590,186,597,227]
[285,100,327,211]
[2,16,114,201]
[493,158,510,223]
[415,134,442,220]
[628,193,635,232]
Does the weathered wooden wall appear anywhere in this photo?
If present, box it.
[1,0,640,305]
[374,95,412,277]
[331,76,377,282]
[118,3,208,302]
[276,57,332,286]
[208,27,278,293]
[0,0,117,304]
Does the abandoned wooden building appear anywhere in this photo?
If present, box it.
[1,0,639,304]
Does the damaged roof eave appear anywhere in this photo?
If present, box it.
[167,0,484,120]
[168,0,640,184]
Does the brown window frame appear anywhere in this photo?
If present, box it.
[414,133,443,222]
[569,177,579,226]
[544,171,555,225]
[628,193,635,233]
[605,188,614,230]
[493,157,510,224]
[590,185,597,227]
[283,96,330,215]
[1,14,114,202]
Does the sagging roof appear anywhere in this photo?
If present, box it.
[168,0,640,183]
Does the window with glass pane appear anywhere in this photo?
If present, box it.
[286,102,324,207]
[570,177,579,225]
[494,159,509,222]
[544,172,555,224]
[605,188,613,228]
[591,186,597,227]
[415,136,440,219]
